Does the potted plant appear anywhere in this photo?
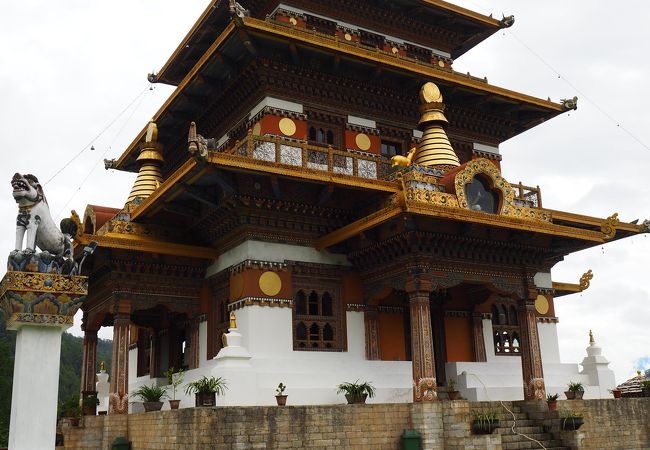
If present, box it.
[336,380,376,404]
[447,378,460,400]
[275,382,288,406]
[164,366,185,410]
[59,395,81,427]
[609,388,622,399]
[82,392,99,416]
[561,410,584,431]
[185,376,228,407]
[472,411,500,434]
[547,393,559,411]
[131,384,167,412]
[564,381,584,400]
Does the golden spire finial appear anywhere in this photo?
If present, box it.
[411,82,460,170]
[637,369,642,377]
[229,311,237,329]
[589,330,594,344]
[100,361,106,372]
[126,120,164,203]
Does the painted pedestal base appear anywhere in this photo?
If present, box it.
[9,325,66,450]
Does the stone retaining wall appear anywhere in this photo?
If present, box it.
[60,399,650,450]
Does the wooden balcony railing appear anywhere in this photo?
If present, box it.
[227,134,392,181]
[512,182,542,208]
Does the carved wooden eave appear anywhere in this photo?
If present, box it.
[114,16,563,173]
[154,0,503,86]
[75,233,219,260]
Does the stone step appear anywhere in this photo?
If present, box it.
[498,419,537,428]
[502,437,564,450]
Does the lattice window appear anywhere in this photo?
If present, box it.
[491,303,520,355]
[293,288,343,351]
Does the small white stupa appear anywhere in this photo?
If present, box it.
[579,330,616,397]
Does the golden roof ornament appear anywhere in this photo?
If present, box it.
[589,330,594,345]
[126,121,164,203]
[229,311,237,329]
[392,82,460,170]
[100,361,106,372]
[637,369,642,377]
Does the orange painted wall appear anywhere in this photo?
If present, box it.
[230,268,293,300]
[342,273,364,305]
[444,316,473,362]
[257,115,307,140]
[345,130,380,154]
[378,312,406,361]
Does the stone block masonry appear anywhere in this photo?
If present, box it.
[60,399,650,450]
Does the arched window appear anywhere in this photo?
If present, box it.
[296,290,307,315]
[491,300,522,356]
[317,128,325,143]
[293,286,343,351]
[322,292,333,316]
[308,291,319,315]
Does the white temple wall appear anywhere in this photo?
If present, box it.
[198,320,208,366]
[538,321,561,363]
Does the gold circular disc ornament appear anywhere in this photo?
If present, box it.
[438,60,445,68]
[421,82,442,103]
[230,273,244,299]
[259,271,282,297]
[392,47,399,54]
[289,17,297,26]
[355,133,371,151]
[535,295,549,315]
[278,117,297,136]
[252,122,262,136]
[344,33,352,41]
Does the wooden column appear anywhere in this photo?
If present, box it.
[109,312,130,414]
[517,291,545,400]
[187,318,201,369]
[364,308,381,360]
[149,331,160,378]
[406,277,437,401]
[80,327,98,415]
[471,311,487,362]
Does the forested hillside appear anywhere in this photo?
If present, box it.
[0,322,112,447]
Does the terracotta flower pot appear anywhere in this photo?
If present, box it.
[275,395,287,406]
[574,391,584,400]
[564,391,575,400]
[448,390,460,400]
[547,401,558,411]
[143,401,164,412]
[169,399,181,410]
[612,389,622,399]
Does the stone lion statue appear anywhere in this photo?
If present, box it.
[11,173,77,258]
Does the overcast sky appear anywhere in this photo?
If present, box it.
[1,1,648,385]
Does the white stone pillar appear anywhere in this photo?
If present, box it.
[1,269,87,450]
[9,325,67,450]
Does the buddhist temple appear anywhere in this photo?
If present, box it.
[71,0,649,413]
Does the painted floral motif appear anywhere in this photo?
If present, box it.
[253,141,276,162]
[307,150,328,171]
[357,160,377,179]
[280,145,302,166]
[333,155,353,175]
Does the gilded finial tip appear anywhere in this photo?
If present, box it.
[100,361,106,372]
[588,330,594,344]
[145,121,158,143]
[229,311,237,329]
[420,82,442,104]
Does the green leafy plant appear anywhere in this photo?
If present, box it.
[640,380,650,388]
[561,409,584,430]
[447,378,457,391]
[547,393,559,402]
[58,395,81,419]
[472,411,500,434]
[276,382,286,396]
[164,367,186,400]
[567,381,584,392]
[185,376,228,396]
[131,384,167,403]
[336,380,376,399]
